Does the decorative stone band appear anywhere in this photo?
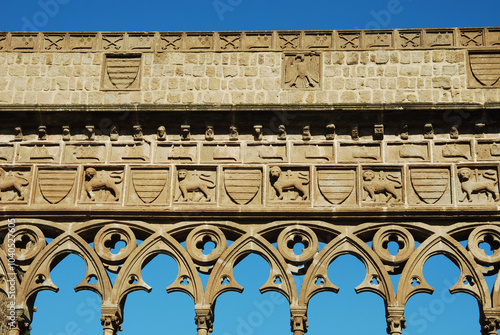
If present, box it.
[0,28,499,52]
[0,162,499,214]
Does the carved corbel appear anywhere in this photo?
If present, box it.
[424,123,434,139]
[302,125,311,141]
[229,125,238,141]
[181,125,191,141]
[85,125,95,140]
[386,306,406,335]
[14,126,23,141]
[278,125,287,140]
[62,126,71,141]
[110,125,119,141]
[38,126,47,140]
[326,123,335,140]
[195,306,214,335]
[253,125,263,141]
[133,125,143,141]
[290,307,308,335]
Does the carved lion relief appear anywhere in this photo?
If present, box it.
[269,166,310,202]
[81,167,124,203]
[362,169,402,204]
[0,167,31,202]
[457,167,499,203]
[174,168,216,203]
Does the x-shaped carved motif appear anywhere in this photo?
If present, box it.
[161,35,181,50]
[103,36,123,50]
[220,35,240,49]
[400,33,420,48]
[0,35,5,50]
[461,32,482,46]
[340,34,360,48]
[280,35,299,49]
[44,36,64,50]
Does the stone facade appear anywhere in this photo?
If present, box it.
[0,29,499,105]
[0,28,500,335]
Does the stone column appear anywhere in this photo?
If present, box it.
[100,308,122,335]
[290,307,308,335]
[386,306,406,335]
[195,306,213,335]
[7,316,30,335]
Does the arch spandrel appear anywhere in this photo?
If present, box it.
[204,233,298,306]
[299,234,395,307]
[111,231,204,306]
[396,233,491,307]
[15,232,112,325]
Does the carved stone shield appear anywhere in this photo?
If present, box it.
[224,169,261,205]
[411,169,449,204]
[132,170,167,203]
[106,57,141,89]
[38,170,76,204]
[470,53,500,86]
[317,170,355,204]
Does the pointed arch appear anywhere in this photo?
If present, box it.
[17,232,112,322]
[397,233,490,307]
[299,234,395,307]
[204,233,298,306]
[111,231,204,307]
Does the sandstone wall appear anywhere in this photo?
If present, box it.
[0,30,499,106]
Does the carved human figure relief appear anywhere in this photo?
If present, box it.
[175,169,216,202]
[0,167,30,202]
[269,166,309,201]
[283,53,320,89]
[362,170,402,203]
[457,168,499,203]
[83,167,123,202]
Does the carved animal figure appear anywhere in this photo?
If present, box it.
[458,168,499,202]
[270,166,309,200]
[0,167,29,201]
[84,168,122,201]
[175,169,215,202]
[362,170,402,202]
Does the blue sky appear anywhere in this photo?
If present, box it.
[3,0,500,334]
[0,0,499,32]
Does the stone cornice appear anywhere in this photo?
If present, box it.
[0,102,498,113]
[0,28,499,52]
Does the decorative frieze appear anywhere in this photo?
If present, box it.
[0,28,499,52]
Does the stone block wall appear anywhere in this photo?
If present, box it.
[0,29,499,106]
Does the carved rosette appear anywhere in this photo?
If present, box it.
[186,226,227,270]
[94,224,137,271]
[468,226,500,268]
[372,227,415,274]
[3,225,46,266]
[277,226,318,266]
